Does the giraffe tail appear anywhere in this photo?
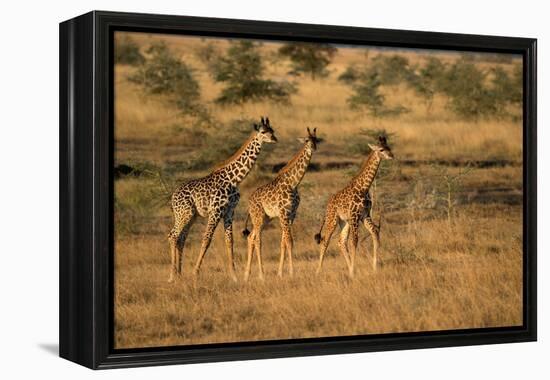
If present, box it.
[242,213,251,238]
[314,217,325,244]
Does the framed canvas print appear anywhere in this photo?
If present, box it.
[59,11,537,369]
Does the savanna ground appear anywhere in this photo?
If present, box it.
[113,32,523,348]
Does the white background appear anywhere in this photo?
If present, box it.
[0,0,547,378]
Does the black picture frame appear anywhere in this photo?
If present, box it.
[59,10,537,369]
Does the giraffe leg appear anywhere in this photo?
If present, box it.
[337,222,352,272]
[286,227,294,276]
[277,229,285,278]
[223,211,237,282]
[348,223,359,278]
[363,217,380,271]
[168,238,178,283]
[193,211,222,277]
[244,229,255,282]
[316,210,338,275]
[285,194,299,277]
[278,218,293,277]
[167,208,195,283]
[245,206,265,281]
[254,224,265,281]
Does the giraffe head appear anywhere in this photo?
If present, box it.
[368,135,394,160]
[297,127,323,151]
[254,117,278,144]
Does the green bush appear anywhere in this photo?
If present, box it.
[437,59,499,119]
[489,67,513,114]
[341,52,521,120]
[278,42,337,79]
[407,57,447,111]
[129,42,207,118]
[338,65,361,84]
[370,55,412,85]
[347,71,384,115]
[194,41,222,74]
[490,64,522,105]
[212,41,296,105]
[339,54,412,87]
[346,71,409,117]
[460,52,514,64]
[409,57,521,119]
[339,54,412,117]
[114,163,171,236]
[115,36,145,65]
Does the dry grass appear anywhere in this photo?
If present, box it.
[113,32,523,349]
[114,202,522,348]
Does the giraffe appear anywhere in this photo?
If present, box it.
[167,117,277,283]
[315,135,393,277]
[242,127,322,281]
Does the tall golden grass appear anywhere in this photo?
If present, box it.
[113,32,523,349]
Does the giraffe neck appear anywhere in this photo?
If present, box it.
[350,151,382,194]
[276,143,313,189]
[214,134,263,186]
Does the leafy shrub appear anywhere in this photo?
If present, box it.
[347,71,384,115]
[339,54,412,86]
[406,57,447,111]
[115,36,145,65]
[369,55,413,85]
[212,41,296,105]
[346,71,409,117]
[461,52,514,64]
[114,162,172,236]
[490,64,522,105]
[341,51,521,120]
[489,67,514,115]
[194,41,222,74]
[409,57,521,118]
[338,65,361,84]
[430,164,473,227]
[129,42,207,118]
[339,54,412,117]
[437,59,499,119]
[278,42,337,79]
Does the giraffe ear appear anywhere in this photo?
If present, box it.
[254,123,260,131]
[368,143,379,151]
[297,137,309,143]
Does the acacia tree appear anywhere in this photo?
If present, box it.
[369,55,412,85]
[278,42,337,79]
[344,69,409,117]
[407,57,447,112]
[213,41,296,104]
[490,64,522,107]
[115,36,145,65]
[437,59,500,119]
[347,71,386,116]
[129,42,207,118]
